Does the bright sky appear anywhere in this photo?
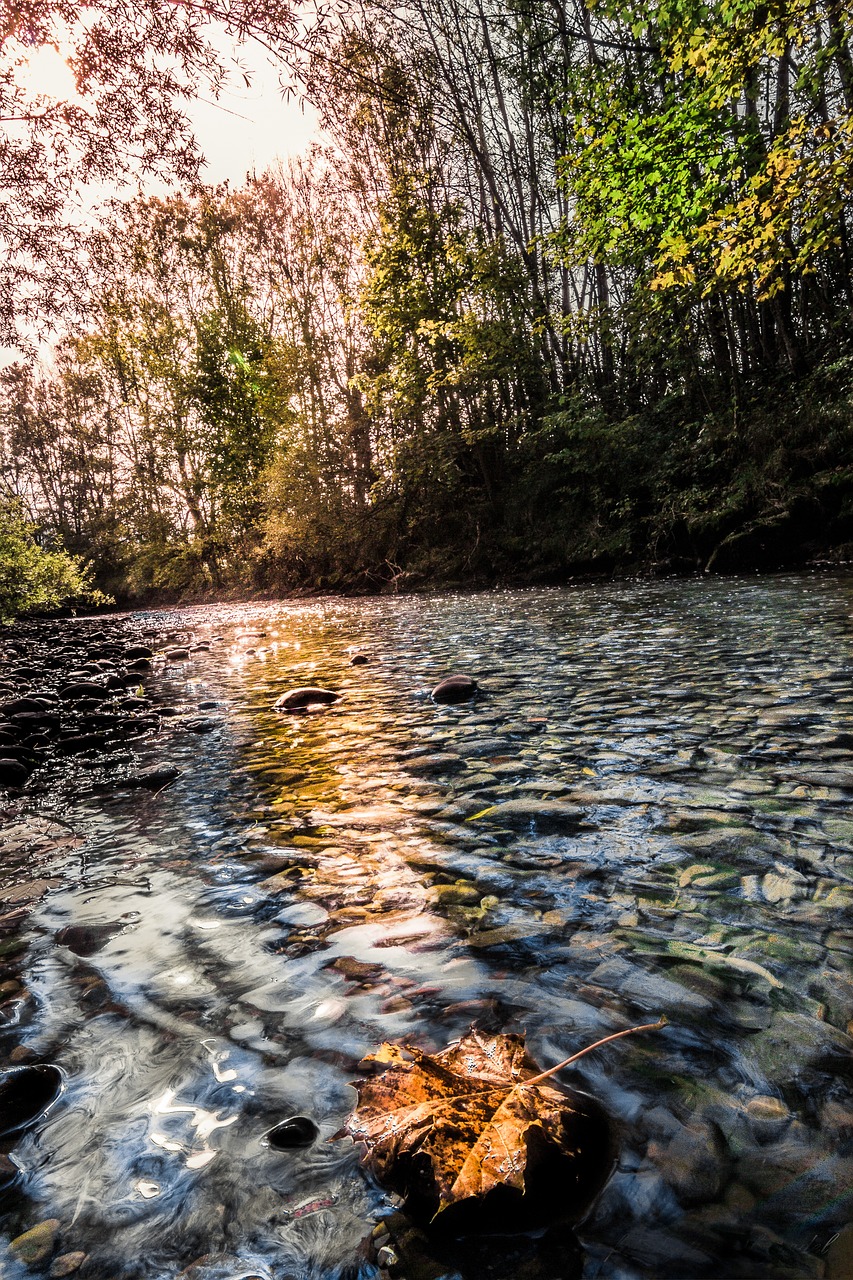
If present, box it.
[1,31,321,365]
[181,38,321,184]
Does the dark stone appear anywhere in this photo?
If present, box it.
[431,675,479,704]
[350,653,371,665]
[9,712,59,733]
[184,718,219,734]
[123,646,153,660]
[129,766,182,791]
[166,648,190,661]
[274,687,340,712]
[264,1115,319,1149]
[0,1065,63,1137]
[0,1153,19,1191]
[0,759,30,786]
[54,923,124,957]
[59,683,109,702]
[0,698,49,717]
[127,659,152,672]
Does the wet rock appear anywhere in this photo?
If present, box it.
[50,1253,87,1277]
[59,682,109,702]
[54,922,125,956]
[650,1120,728,1204]
[762,869,809,903]
[123,646,153,660]
[405,753,465,775]
[350,653,371,665]
[0,759,31,786]
[10,1220,60,1266]
[264,1115,319,1149]
[165,647,190,661]
[132,765,182,790]
[0,698,50,717]
[0,1064,63,1135]
[430,881,482,907]
[748,1011,853,1081]
[467,798,585,832]
[431,674,478,704]
[183,717,219,734]
[274,687,340,712]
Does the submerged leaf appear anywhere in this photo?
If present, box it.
[337,1021,665,1226]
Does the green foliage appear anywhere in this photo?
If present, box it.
[559,0,853,300]
[0,503,107,620]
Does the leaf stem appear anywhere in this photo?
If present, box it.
[519,1016,668,1088]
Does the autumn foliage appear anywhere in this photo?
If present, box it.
[339,1023,665,1229]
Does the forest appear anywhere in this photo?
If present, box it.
[3,0,853,608]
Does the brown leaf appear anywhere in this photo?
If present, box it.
[337,1022,664,1223]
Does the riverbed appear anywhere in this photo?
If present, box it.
[2,576,853,1279]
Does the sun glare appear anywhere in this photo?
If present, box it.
[16,43,81,106]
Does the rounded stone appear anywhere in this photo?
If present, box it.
[274,687,340,712]
[264,1115,320,1149]
[0,1064,63,1135]
[431,675,478,704]
[10,1220,60,1266]
[0,758,30,786]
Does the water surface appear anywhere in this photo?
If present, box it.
[2,576,853,1279]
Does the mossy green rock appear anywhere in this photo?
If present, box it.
[11,1219,59,1266]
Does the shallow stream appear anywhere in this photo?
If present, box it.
[2,576,853,1279]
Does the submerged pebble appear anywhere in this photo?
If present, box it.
[264,1116,320,1149]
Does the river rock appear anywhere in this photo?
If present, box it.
[0,1064,63,1136]
[431,674,478,704]
[184,717,220,734]
[59,682,109,702]
[0,698,50,717]
[467,798,585,832]
[350,653,371,665]
[0,759,31,786]
[10,1220,60,1266]
[264,1115,319,1149]
[54,922,125,956]
[274,687,340,712]
[50,1253,87,1277]
[123,646,153,660]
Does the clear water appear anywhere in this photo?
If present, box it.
[2,576,853,1278]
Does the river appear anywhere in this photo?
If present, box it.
[1,576,852,1279]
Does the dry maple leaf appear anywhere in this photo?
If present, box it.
[337,1019,665,1223]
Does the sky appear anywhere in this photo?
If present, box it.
[1,29,322,366]
[179,35,322,185]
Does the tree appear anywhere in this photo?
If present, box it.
[0,498,100,619]
[0,0,307,344]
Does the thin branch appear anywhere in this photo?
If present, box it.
[520,1017,668,1087]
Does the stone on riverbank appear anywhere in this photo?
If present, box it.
[431,674,478,704]
[274,687,340,711]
